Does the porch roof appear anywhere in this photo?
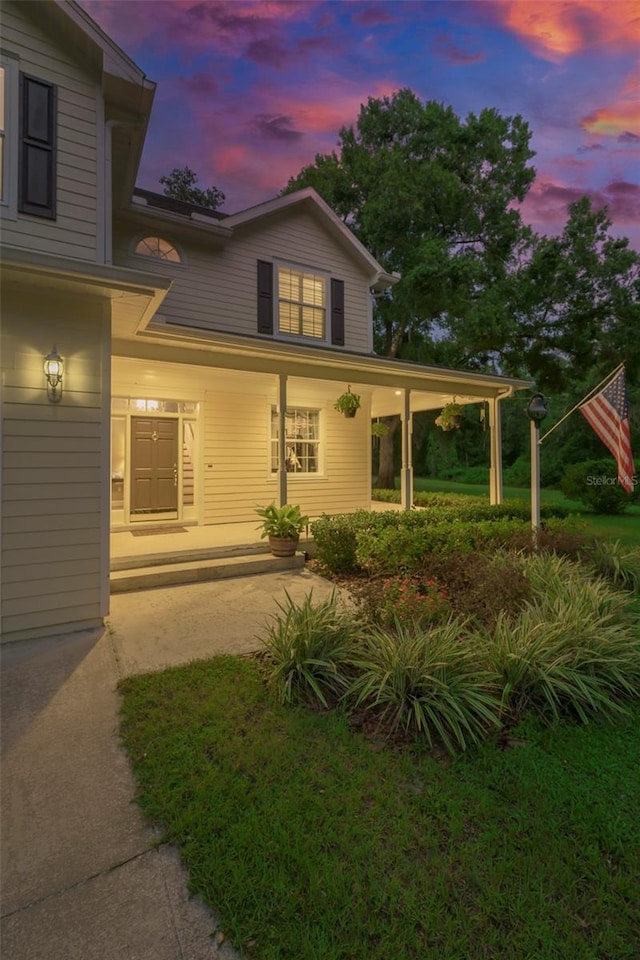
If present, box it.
[114,317,533,414]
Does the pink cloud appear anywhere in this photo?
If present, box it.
[493,1,640,62]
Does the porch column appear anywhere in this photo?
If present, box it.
[278,374,288,507]
[488,397,503,505]
[400,388,413,511]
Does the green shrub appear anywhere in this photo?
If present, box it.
[586,539,640,594]
[436,551,532,628]
[355,518,531,575]
[259,590,359,707]
[487,554,640,723]
[346,619,502,753]
[560,459,638,514]
[310,511,375,574]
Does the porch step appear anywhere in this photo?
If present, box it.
[110,551,306,593]
[110,541,271,572]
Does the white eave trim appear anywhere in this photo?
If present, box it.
[138,318,532,398]
[0,246,172,300]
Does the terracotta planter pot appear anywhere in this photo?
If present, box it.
[343,409,357,418]
[268,535,299,557]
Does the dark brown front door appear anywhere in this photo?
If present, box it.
[130,418,178,517]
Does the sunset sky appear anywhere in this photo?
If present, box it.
[80,0,640,248]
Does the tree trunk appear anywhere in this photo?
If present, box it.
[376,416,400,488]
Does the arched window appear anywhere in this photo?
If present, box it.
[134,236,182,263]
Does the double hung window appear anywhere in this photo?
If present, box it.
[271,407,320,474]
[277,265,326,340]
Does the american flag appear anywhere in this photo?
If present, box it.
[579,367,635,493]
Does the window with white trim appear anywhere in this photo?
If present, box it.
[277,264,326,340]
[271,407,320,474]
[134,236,182,262]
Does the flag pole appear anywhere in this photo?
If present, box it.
[538,363,625,444]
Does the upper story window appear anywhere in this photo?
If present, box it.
[257,259,345,346]
[134,236,182,263]
[277,265,326,340]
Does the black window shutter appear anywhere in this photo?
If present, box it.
[330,278,345,345]
[257,260,274,334]
[19,74,57,219]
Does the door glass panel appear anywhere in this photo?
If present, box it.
[182,421,195,507]
[111,418,125,509]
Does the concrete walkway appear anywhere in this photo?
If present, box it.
[1,568,338,959]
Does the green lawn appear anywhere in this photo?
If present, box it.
[120,657,640,960]
[408,477,640,546]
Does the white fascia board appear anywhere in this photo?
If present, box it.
[139,319,532,398]
[61,0,148,85]
[0,246,172,299]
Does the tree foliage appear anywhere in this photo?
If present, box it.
[284,89,536,485]
[283,89,639,487]
[159,165,225,211]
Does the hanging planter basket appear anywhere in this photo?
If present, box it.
[435,402,464,431]
[371,421,389,438]
[334,386,361,418]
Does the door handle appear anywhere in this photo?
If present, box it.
[173,463,178,487]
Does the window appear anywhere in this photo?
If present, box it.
[277,265,326,339]
[19,73,57,218]
[134,236,182,262]
[271,407,320,474]
[257,261,344,345]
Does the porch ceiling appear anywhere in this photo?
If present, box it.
[113,320,532,405]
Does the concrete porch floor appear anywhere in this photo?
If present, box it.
[110,502,401,564]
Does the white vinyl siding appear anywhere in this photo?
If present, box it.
[0,2,100,259]
[1,288,109,642]
[112,205,374,353]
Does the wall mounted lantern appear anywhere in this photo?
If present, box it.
[44,346,64,402]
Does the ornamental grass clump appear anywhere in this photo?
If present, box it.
[259,590,359,708]
[346,618,502,754]
[587,539,640,593]
[487,554,640,723]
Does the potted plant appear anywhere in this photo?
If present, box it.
[255,502,310,557]
[435,402,464,431]
[334,386,361,418]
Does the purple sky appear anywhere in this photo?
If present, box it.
[80,0,640,249]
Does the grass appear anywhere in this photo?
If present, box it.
[120,657,640,960]
[407,477,640,546]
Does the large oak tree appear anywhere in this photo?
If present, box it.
[284,90,536,485]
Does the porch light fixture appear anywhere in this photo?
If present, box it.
[44,346,64,402]
[525,393,548,536]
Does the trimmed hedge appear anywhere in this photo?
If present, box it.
[311,503,576,575]
[372,490,570,520]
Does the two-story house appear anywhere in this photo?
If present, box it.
[0,0,530,643]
